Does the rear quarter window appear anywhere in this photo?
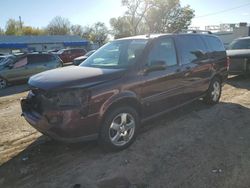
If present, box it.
[176,35,208,65]
[203,36,225,52]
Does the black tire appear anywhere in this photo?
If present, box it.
[99,106,140,151]
[245,63,250,78]
[203,77,222,105]
[0,77,7,89]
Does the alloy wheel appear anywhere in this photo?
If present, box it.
[211,81,221,102]
[0,78,6,89]
[109,113,135,146]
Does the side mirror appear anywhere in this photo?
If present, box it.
[144,60,166,73]
[192,50,206,58]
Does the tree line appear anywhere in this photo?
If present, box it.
[0,0,195,43]
[0,17,109,46]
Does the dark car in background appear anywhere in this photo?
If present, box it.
[56,48,87,64]
[0,56,5,62]
[0,53,62,89]
[73,50,96,65]
[21,33,228,150]
[227,37,250,76]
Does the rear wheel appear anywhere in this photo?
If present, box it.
[99,106,139,151]
[203,77,222,105]
[245,63,250,77]
[0,78,7,89]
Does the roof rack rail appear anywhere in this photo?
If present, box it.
[179,30,213,34]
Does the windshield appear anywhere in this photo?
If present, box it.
[229,39,250,49]
[0,56,15,66]
[80,39,148,69]
[0,57,4,63]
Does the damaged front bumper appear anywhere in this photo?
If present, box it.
[20,90,100,142]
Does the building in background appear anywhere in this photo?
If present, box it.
[206,23,250,48]
[189,23,250,48]
[0,35,89,54]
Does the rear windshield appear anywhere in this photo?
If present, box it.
[229,39,250,49]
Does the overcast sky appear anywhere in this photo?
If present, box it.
[0,0,250,29]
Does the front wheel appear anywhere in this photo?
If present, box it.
[203,77,222,105]
[99,106,140,151]
[0,78,7,89]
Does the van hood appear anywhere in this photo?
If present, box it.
[29,66,126,91]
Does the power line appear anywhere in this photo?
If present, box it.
[194,2,250,19]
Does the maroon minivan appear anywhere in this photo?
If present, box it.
[21,33,228,150]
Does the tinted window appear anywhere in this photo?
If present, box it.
[177,35,207,65]
[148,37,177,66]
[204,36,225,51]
[28,54,53,64]
[229,38,250,49]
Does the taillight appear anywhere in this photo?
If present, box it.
[226,57,231,71]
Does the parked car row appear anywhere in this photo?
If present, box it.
[0,53,62,89]
[54,48,87,64]
[21,33,228,150]
[0,47,95,89]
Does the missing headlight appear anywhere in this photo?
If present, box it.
[56,90,88,107]
[44,89,90,109]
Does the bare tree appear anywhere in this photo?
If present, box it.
[46,16,71,35]
[145,0,195,33]
[110,0,195,38]
[71,24,84,37]
[91,22,109,46]
[122,0,151,35]
[0,27,5,35]
[81,23,109,46]
[110,16,132,39]
[5,19,22,35]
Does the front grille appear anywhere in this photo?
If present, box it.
[31,95,43,113]
[26,89,45,114]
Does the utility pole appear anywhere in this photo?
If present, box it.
[19,16,22,29]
